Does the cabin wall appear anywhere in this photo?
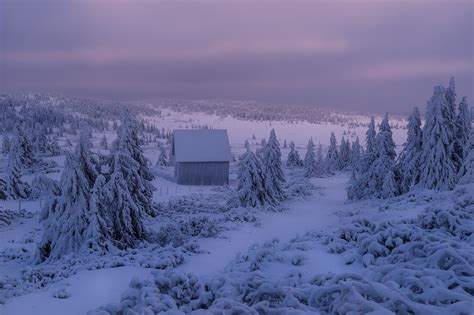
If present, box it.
[175,162,229,185]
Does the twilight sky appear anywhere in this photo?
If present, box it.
[1,0,473,114]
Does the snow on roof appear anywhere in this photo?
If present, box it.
[173,129,232,162]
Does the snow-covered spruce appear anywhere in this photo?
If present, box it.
[419,86,458,190]
[350,136,362,171]
[9,122,37,170]
[100,152,147,249]
[261,129,286,201]
[458,128,474,184]
[325,132,339,174]
[112,111,154,198]
[3,158,30,200]
[348,113,398,199]
[286,141,302,168]
[237,148,277,207]
[397,106,423,193]
[37,152,97,261]
[338,136,351,170]
[303,138,316,178]
[156,143,168,167]
[75,128,100,188]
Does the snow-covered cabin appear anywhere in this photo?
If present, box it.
[172,129,232,185]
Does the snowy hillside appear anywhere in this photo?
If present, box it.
[0,86,473,314]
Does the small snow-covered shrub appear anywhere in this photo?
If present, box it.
[164,192,231,215]
[0,242,198,302]
[322,188,474,312]
[52,286,70,299]
[153,216,221,247]
[284,170,315,198]
[223,207,260,226]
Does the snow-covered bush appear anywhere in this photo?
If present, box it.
[93,184,474,315]
[153,216,221,247]
[284,169,315,198]
[0,242,199,302]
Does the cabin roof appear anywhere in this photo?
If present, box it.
[173,129,232,163]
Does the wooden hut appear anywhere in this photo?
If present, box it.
[172,129,232,185]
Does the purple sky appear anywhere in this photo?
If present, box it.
[1,0,473,114]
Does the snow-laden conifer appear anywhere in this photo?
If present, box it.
[303,138,316,177]
[419,86,457,190]
[262,129,285,201]
[338,136,351,169]
[113,111,154,182]
[38,152,92,260]
[454,96,471,164]
[9,122,37,169]
[366,116,377,156]
[350,137,362,171]
[286,141,301,168]
[458,129,473,184]
[369,113,398,198]
[397,107,422,193]
[4,158,30,199]
[156,144,168,167]
[237,149,275,207]
[325,132,339,173]
[75,129,99,188]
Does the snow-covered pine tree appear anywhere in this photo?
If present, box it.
[338,136,351,170]
[444,77,461,172]
[113,111,155,182]
[38,153,92,260]
[85,174,112,253]
[347,114,397,200]
[286,141,300,168]
[156,144,168,167]
[419,86,458,190]
[458,128,473,184]
[75,129,99,188]
[9,122,37,169]
[454,96,471,165]
[294,149,303,167]
[33,123,49,155]
[110,146,155,219]
[397,107,423,193]
[4,157,30,200]
[113,111,155,214]
[303,138,316,177]
[366,116,377,155]
[369,113,398,198]
[237,149,275,207]
[350,137,362,171]
[262,129,285,201]
[325,132,339,173]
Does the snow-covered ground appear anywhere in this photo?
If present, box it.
[0,103,472,314]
